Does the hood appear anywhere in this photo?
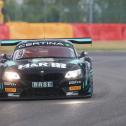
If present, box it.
[5,58,81,72]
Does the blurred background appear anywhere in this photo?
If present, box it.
[2,0,126,23]
[0,0,126,50]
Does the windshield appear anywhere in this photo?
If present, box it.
[13,46,76,60]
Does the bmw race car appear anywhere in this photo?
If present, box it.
[0,38,93,99]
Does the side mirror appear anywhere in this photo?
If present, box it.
[0,54,10,63]
[79,51,88,58]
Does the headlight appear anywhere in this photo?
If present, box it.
[65,69,82,79]
[3,71,20,81]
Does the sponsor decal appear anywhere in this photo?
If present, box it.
[66,91,79,96]
[69,86,81,91]
[32,81,53,88]
[69,81,82,85]
[5,88,16,93]
[4,82,16,86]
[18,62,67,69]
[8,93,20,97]
[17,41,65,49]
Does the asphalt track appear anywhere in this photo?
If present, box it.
[0,51,126,126]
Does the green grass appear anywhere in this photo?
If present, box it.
[75,41,126,51]
[1,41,126,53]
[0,46,15,53]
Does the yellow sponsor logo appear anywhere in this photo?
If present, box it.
[69,86,81,91]
[5,88,16,93]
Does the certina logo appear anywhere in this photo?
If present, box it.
[17,41,64,49]
[18,62,67,70]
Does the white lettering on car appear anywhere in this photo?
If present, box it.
[51,63,60,68]
[17,41,65,49]
[51,63,66,68]
[32,42,40,46]
[69,81,82,85]
[30,63,38,68]
[32,81,53,88]
[18,64,30,69]
[38,63,48,67]
[26,43,33,47]
[18,62,67,69]
[61,63,67,68]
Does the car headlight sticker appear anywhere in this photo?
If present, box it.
[65,69,82,79]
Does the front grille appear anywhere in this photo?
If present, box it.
[43,73,63,81]
[31,88,65,96]
[22,73,64,81]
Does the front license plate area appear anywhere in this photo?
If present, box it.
[32,82,53,88]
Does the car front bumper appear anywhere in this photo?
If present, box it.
[0,78,91,99]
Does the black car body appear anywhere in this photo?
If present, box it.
[0,38,93,99]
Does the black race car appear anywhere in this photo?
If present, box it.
[0,38,93,99]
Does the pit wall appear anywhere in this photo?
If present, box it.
[0,22,126,40]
